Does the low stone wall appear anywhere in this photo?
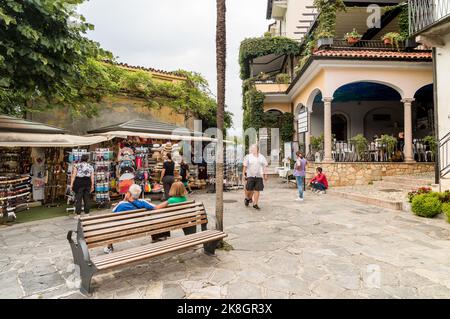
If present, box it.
[306,162,435,187]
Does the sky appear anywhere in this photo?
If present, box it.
[78,0,270,136]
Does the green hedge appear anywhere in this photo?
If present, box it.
[442,203,450,223]
[411,193,442,218]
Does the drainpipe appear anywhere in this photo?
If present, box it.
[432,47,440,186]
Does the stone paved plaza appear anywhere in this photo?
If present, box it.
[1,177,450,299]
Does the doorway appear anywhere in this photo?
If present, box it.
[332,114,348,141]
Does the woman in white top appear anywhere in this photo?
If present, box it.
[70,154,94,217]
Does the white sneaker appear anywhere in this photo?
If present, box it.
[103,247,113,254]
[295,197,304,201]
[320,191,326,194]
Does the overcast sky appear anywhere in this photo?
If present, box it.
[78,0,269,136]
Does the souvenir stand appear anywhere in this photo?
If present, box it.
[87,119,220,198]
[0,114,109,222]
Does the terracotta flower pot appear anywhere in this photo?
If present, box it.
[347,37,359,45]
[384,38,392,45]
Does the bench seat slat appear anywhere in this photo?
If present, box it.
[81,201,200,225]
[86,219,208,248]
[83,207,206,232]
[92,230,224,265]
[84,211,206,239]
[92,230,220,264]
[92,231,227,270]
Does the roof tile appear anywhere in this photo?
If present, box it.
[313,49,432,60]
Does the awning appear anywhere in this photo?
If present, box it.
[91,130,219,143]
[0,114,66,134]
[0,133,111,147]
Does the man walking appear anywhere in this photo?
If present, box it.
[293,151,307,201]
[243,144,268,210]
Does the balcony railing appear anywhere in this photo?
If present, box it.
[318,39,406,50]
[409,0,450,35]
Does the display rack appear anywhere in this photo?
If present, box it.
[0,175,31,223]
[94,148,113,208]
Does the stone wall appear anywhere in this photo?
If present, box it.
[306,162,435,187]
[28,95,194,135]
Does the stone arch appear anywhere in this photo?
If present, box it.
[331,80,404,100]
[306,88,323,112]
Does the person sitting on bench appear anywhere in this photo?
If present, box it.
[104,184,168,254]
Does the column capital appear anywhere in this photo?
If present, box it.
[322,97,333,103]
[401,98,415,104]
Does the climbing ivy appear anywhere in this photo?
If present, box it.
[239,36,300,80]
[314,0,346,38]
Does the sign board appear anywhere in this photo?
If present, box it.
[298,111,308,133]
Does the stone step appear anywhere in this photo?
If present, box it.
[372,180,430,191]
[381,175,434,185]
[328,189,404,211]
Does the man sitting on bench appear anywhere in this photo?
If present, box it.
[104,184,169,254]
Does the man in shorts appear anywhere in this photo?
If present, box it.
[243,144,268,210]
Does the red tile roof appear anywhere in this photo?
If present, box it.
[313,49,432,60]
[103,60,186,77]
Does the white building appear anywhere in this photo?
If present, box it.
[410,0,450,189]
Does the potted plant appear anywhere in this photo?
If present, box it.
[381,32,403,47]
[344,29,362,45]
[275,73,290,84]
[317,31,334,47]
[350,134,368,159]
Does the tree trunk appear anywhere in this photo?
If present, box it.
[215,0,226,232]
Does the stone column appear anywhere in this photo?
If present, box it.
[402,98,415,163]
[323,97,334,162]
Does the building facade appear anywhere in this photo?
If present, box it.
[243,0,437,185]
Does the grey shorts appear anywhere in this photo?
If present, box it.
[246,177,264,191]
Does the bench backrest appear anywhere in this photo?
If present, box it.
[78,201,207,249]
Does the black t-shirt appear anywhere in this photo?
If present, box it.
[163,160,175,176]
[180,163,189,181]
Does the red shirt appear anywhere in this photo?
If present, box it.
[310,173,328,189]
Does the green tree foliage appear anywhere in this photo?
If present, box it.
[0,0,110,116]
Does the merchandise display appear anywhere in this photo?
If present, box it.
[94,148,113,208]
[0,175,31,223]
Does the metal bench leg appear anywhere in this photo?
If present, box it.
[203,240,219,256]
[79,263,96,295]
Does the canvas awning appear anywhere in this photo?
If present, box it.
[91,130,219,143]
[0,132,111,147]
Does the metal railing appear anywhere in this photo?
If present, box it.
[331,39,406,50]
[307,139,435,163]
[409,0,450,35]
[439,131,450,177]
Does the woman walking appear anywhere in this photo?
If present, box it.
[294,151,307,201]
[160,153,175,200]
[70,154,94,218]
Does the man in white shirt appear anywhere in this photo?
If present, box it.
[243,144,268,210]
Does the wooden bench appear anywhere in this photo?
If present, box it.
[67,201,227,294]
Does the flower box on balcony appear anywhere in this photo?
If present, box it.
[317,37,334,48]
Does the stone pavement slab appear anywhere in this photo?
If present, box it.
[0,177,449,298]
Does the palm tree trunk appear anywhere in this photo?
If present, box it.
[215,0,226,232]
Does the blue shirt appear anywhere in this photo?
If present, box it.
[113,199,155,213]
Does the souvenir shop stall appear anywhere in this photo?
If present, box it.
[0,114,108,223]
[87,119,223,197]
